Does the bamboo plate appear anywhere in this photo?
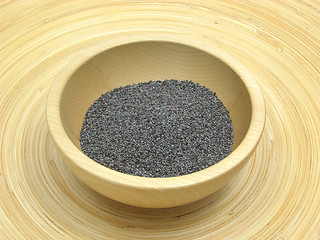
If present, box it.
[1,0,320,239]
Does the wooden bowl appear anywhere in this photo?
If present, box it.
[46,37,265,208]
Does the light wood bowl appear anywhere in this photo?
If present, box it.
[46,38,265,208]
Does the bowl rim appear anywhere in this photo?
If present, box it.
[46,33,265,191]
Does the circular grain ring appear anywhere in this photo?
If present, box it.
[1,0,320,239]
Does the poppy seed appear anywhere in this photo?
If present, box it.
[80,79,233,178]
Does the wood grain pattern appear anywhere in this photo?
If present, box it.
[1,0,320,238]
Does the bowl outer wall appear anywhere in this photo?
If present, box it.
[46,34,265,208]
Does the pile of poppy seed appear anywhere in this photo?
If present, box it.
[80,79,233,178]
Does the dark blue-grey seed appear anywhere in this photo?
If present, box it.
[80,79,233,178]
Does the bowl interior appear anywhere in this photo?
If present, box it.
[60,41,251,158]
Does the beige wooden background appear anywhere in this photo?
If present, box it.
[1,0,320,239]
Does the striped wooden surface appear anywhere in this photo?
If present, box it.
[1,0,320,239]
